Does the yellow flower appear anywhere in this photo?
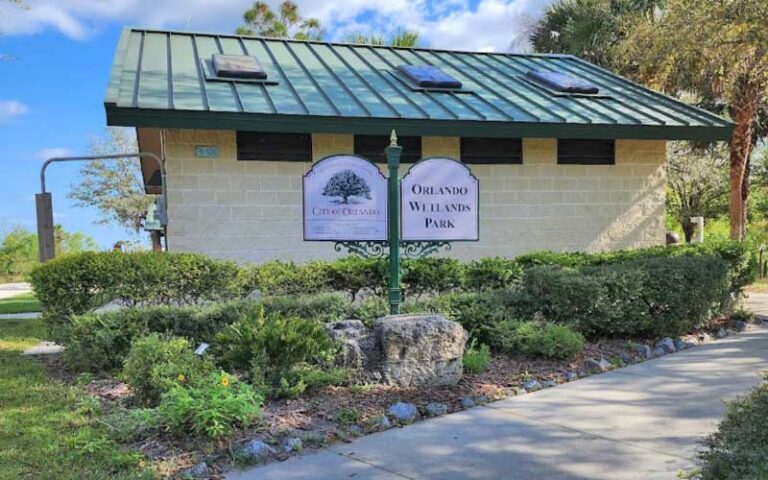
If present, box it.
[221,375,230,387]
[177,374,186,382]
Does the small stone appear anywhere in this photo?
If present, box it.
[425,402,448,417]
[634,344,652,359]
[375,415,392,430]
[475,395,490,405]
[523,379,542,391]
[460,396,476,409]
[565,372,578,382]
[238,439,276,464]
[282,437,302,453]
[673,338,686,351]
[716,328,728,339]
[542,380,557,388]
[388,402,418,424]
[654,337,677,354]
[620,352,634,364]
[652,347,667,358]
[729,320,747,333]
[349,424,364,435]
[182,462,209,478]
[583,358,611,374]
[699,332,712,343]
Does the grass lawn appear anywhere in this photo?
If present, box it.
[0,317,154,480]
[0,292,42,314]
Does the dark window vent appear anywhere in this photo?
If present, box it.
[396,64,462,89]
[354,135,422,163]
[558,139,615,165]
[526,70,599,95]
[461,137,522,164]
[237,132,311,162]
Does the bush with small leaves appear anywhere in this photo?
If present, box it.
[157,372,262,439]
[462,340,491,374]
[123,333,214,406]
[494,320,584,360]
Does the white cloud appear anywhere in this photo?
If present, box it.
[34,147,74,161]
[0,100,29,121]
[0,0,555,52]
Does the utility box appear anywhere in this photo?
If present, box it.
[35,193,55,262]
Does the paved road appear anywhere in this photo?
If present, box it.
[229,294,768,480]
[0,282,32,300]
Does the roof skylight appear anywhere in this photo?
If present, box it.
[396,64,462,89]
[526,70,599,95]
[211,54,267,80]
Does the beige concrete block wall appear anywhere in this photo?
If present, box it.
[164,129,666,263]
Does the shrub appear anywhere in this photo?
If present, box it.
[274,365,349,398]
[351,296,389,323]
[157,371,262,439]
[326,257,386,299]
[462,340,491,374]
[123,333,214,406]
[698,376,768,480]
[494,320,584,360]
[254,260,331,295]
[63,301,259,373]
[402,257,464,298]
[262,292,352,323]
[463,257,523,291]
[212,309,338,395]
[30,251,241,340]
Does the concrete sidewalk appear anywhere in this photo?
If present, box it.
[228,296,768,480]
[0,282,32,300]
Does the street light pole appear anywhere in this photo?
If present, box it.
[36,152,166,262]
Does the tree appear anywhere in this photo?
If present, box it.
[236,1,322,40]
[68,128,155,242]
[344,29,420,48]
[529,0,661,68]
[322,170,371,204]
[666,142,729,242]
[620,0,768,240]
[0,225,96,280]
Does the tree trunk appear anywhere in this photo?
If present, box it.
[681,217,694,243]
[728,86,759,241]
[150,231,163,252]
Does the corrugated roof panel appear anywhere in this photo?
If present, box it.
[193,35,240,112]
[242,39,307,115]
[137,32,170,109]
[169,34,206,111]
[104,28,734,141]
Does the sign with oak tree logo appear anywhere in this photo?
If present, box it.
[303,155,387,241]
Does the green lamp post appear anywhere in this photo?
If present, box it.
[386,130,403,315]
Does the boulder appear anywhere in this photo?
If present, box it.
[181,462,209,479]
[460,396,476,409]
[652,347,667,358]
[282,437,302,453]
[542,379,557,389]
[634,344,653,359]
[655,337,677,354]
[238,439,275,464]
[388,402,419,424]
[583,358,611,374]
[375,314,468,387]
[425,402,448,417]
[565,372,578,382]
[673,338,686,351]
[523,379,542,391]
[328,314,467,387]
[729,320,747,333]
[716,328,728,339]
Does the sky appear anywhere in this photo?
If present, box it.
[0,0,554,248]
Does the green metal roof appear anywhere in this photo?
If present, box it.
[105,27,733,141]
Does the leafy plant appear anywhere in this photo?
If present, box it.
[157,371,262,439]
[123,333,214,406]
[463,340,491,374]
[495,321,584,360]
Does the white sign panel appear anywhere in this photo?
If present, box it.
[401,158,479,241]
[303,155,388,241]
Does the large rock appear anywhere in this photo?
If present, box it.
[328,314,467,387]
[375,314,467,387]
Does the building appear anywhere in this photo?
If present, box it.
[104,27,732,263]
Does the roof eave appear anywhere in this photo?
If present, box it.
[106,106,735,142]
